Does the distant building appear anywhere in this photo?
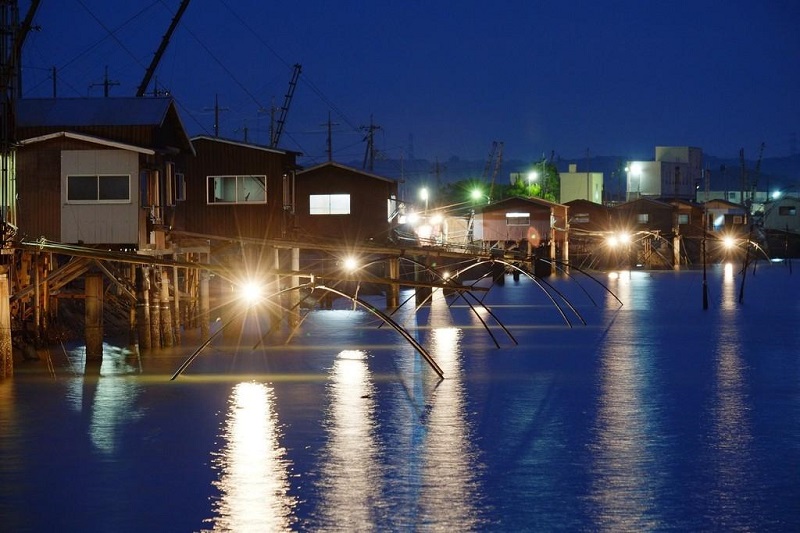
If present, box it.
[473,196,569,273]
[626,146,702,201]
[762,196,800,233]
[560,164,603,204]
[702,199,748,232]
[696,189,769,214]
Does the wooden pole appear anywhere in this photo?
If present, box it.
[290,247,300,327]
[199,270,210,339]
[386,256,399,308]
[172,263,181,345]
[33,252,41,342]
[42,254,50,339]
[128,265,136,346]
[85,273,103,359]
[159,269,174,347]
[150,267,162,348]
[136,266,151,350]
[0,268,12,378]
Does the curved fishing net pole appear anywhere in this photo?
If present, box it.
[314,284,444,379]
[379,255,517,347]
[451,258,575,326]
[171,280,444,380]
[533,256,623,308]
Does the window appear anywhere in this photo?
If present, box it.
[677,213,689,224]
[67,174,130,203]
[505,212,530,226]
[572,213,590,224]
[207,175,266,204]
[310,194,350,215]
[779,205,797,216]
[636,213,649,223]
[175,173,186,202]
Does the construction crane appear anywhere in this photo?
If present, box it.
[271,63,302,148]
[752,141,766,194]
[481,141,498,182]
[488,141,504,201]
[739,147,747,209]
[136,0,191,97]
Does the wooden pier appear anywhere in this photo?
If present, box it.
[0,234,536,378]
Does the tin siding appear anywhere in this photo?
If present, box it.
[60,149,139,244]
[177,140,293,241]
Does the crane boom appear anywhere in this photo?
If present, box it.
[136,0,191,97]
[271,63,302,147]
[488,141,503,201]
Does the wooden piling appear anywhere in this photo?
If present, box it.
[33,252,41,342]
[289,247,300,327]
[172,263,181,345]
[85,273,103,359]
[159,269,174,347]
[199,270,210,339]
[150,268,162,348]
[386,256,399,308]
[0,268,12,378]
[136,266,151,350]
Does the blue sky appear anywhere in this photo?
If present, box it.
[19,1,800,166]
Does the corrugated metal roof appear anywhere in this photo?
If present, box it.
[16,97,175,127]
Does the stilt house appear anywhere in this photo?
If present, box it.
[14,97,194,249]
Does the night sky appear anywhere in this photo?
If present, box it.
[19,1,800,166]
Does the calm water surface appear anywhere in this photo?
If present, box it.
[1,262,798,532]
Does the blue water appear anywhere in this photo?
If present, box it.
[1,263,798,532]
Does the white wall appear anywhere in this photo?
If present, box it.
[61,150,140,244]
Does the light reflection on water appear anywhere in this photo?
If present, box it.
[206,381,296,532]
[64,345,143,456]
[590,274,664,531]
[706,266,754,528]
[2,266,799,531]
[312,349,381,529]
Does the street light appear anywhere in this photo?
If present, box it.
[420,187,429,212]
[470,188,489,203]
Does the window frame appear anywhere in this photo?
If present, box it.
[309,193,351,215]
[207,175,267,204]
[66,174,131,204]
[505,212,531,226]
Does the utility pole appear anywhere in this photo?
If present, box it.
[89,66,119,97]
[321,111,339,162]
[204,94,228,137]
[361,115,381,171]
